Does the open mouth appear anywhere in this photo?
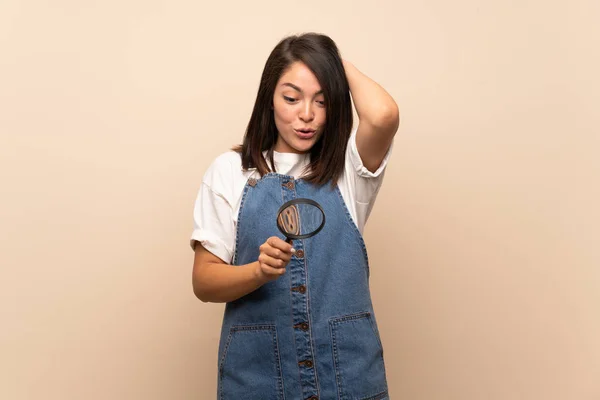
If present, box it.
[295,129,316,139]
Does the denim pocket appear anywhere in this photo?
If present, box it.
[330,312,388,400]
[219,324,284,400]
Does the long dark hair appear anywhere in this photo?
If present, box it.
[232,32,353,187]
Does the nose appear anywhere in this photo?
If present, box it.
[299,102,314,122]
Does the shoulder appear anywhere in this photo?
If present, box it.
[201,151,243,198]
[202,150,255,205]
[205,150,242,175]
[203,151,243,186]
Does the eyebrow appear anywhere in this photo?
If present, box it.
[282,82,324,95]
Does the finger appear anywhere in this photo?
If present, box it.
[263,246,292,262]
[260,264,286,276]
[259,254,286,269]
[268,236,295,253]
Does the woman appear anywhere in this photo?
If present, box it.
[191,32,399,400]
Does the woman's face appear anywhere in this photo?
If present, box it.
[272,61,326,154]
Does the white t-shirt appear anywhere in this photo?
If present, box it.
[190,127,393,264]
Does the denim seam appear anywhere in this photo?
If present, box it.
[286,258,304,398]
[218,324,285,400]
[333,185,371,277]
[359,390,389,400]
[272,325,286,400]
[291,179,321,399]
[329,312,388,400]
[234,174,284,265]
[330,312,384,355]
[303,248,321,399]
[233,180,252,266]
[329,319,343,400]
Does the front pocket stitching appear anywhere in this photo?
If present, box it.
[230,324,276,332]
[218,329,236,400]
[329,312,387,400]
[329,319,344,400]
[331,312,384,352]
[271,325,286,400]
[330,311,371,325]
[359,390,389,400]
[218,324,283,400]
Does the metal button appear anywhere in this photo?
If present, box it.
[300,359,314,368]
[306,396,318,400]
[291,285,306,294]
[284,181,295,190]
[295,249,304,258]
[248,178,257,187]
[294,322,309,331]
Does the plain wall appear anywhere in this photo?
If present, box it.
[1,0,599,399]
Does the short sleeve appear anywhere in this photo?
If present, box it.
[347,127,394,179]
[336,128,395,232]
[190,183,234,263]
[345,128,394,204]
[190,154,238,264]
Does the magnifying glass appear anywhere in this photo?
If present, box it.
[276,198,326,244]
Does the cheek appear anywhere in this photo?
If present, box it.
[274,104,295,124]
[317,109,326,125]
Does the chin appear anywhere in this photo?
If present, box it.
[291,139,317,153]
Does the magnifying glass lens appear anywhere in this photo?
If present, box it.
[276,199,325,240]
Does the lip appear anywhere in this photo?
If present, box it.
[294,129,316,139]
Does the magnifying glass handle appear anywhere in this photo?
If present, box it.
[285,237,293,245]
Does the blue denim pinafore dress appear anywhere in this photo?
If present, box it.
[217,173,389,400]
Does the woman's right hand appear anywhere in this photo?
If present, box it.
[256,236,296,282]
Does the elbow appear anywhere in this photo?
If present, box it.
[192,282,208,303]
[194,290,209,303]
[379,104,400,131]
[366,103,400,133]
[193,277,227,303]
[192,271,212,303]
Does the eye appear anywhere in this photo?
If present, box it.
[317,100,325,106]
[283,96,297,103]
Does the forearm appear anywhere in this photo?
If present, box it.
[193,261,267,303]
[343,60,399,126]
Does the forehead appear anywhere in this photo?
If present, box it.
[277,62,322,93]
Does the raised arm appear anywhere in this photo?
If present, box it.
[343,60,400,172]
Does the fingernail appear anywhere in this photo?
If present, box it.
[291,248,296,253]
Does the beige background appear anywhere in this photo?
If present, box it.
[1,0,599,399]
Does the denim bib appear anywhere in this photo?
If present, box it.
[217,173,389,400]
